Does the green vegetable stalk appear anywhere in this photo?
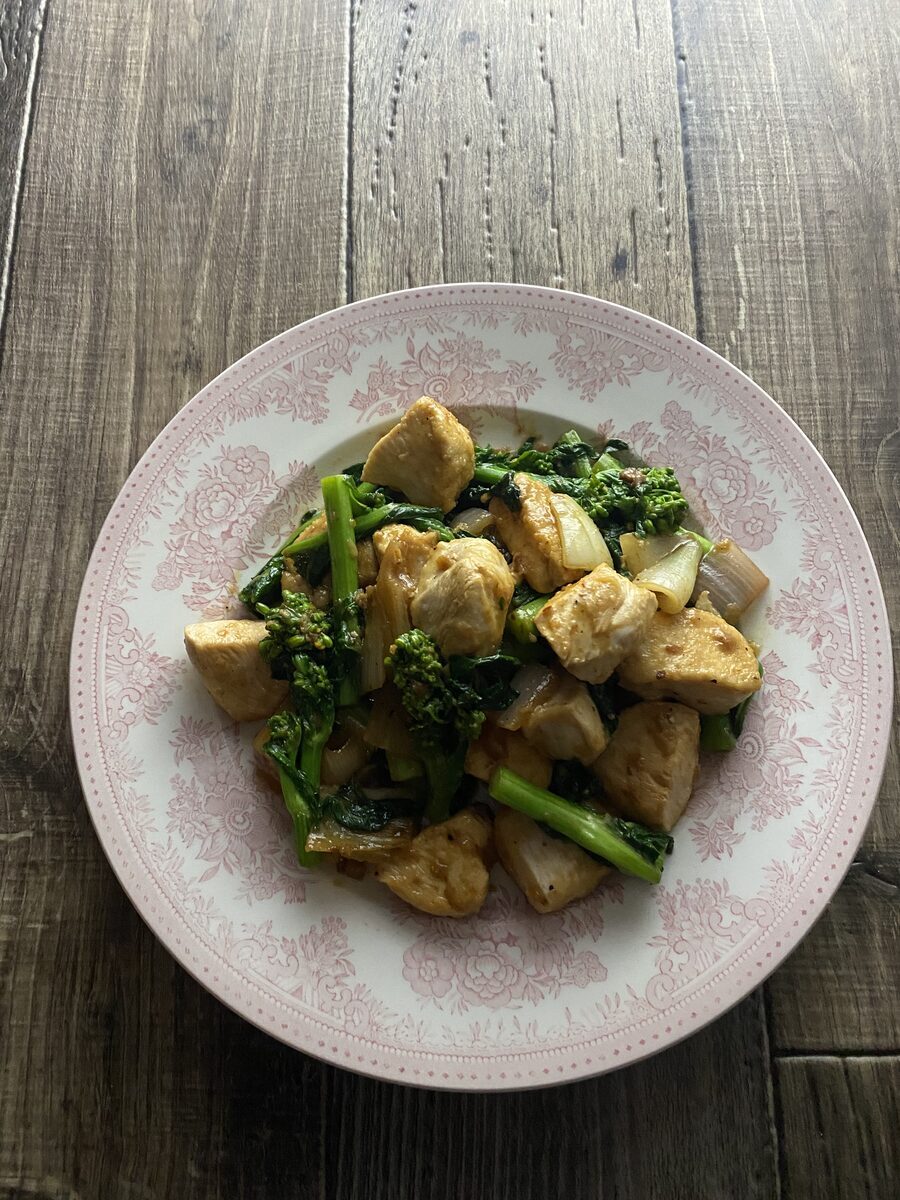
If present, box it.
[489,766,668,883]
[281,501,452,558]
[322,474,362,706]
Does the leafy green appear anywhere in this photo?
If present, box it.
[239,553,286,615]
[323,782,420,833]
[257,591,339,867]
[448,651,521,711]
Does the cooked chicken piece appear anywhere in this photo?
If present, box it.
[293,512,327,543]
[411,538,515,657]
[372,524,441,638]
[616,607,761,714]
[593,701,700,831]
[374,807,494,916]
[465,722,553,789]
[281,557,313,599]
[489,473,583,593]
[518,668,609,764]
[534,564,658,684]
[306,817,416,862]
[361,396,475,512]
[184,620,287,722]
[495,807,609,913]
[361,526,441,691]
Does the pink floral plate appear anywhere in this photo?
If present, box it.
[70,284,892,1090]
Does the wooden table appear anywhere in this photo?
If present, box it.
[1,2,897,1196]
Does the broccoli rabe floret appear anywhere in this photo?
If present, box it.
[472,436,689,564]
[386,629,485,822]
[257,592,338,866]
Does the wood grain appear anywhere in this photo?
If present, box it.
[320,994,778,1200]
[777,1057,900,1200]
[675,0,900,1052]
[0,0,47,342]
[0,0,346,1195]
[351,0,694,331]
[0,0,898,1195]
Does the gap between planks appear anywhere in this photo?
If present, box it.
[0,0,49,366]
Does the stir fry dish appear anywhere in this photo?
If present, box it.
[184,397,768,917]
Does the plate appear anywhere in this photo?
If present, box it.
[70,284,891,1090]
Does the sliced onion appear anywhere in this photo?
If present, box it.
[620,531,687,576]
[449,507,495,535]
[693,589,721,616]
[321,730,372,786]
[549,493,613,570]
[634,538,703,613]
[360,586,387,694]
[364,684,417,757]
[496,663,556,730]
[306,816,415,862]
[691,539,769,622]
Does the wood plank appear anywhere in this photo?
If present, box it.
[0,0,47,342]
[0,0,346,1194]
[777,1057,900,1200]
[767,866,900,1053]
[319,994,778,1200]
[351,0,695,331]
[346,5,778,1197]
[675,0,900,1051]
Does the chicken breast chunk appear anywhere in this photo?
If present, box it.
[465,722,553,789]
[374,807,494,916]
[361,396,475,512]
[616,607,761,714]
[495,807,609,913]
[184,620,287,722]
[534,564,658,684]
[518,668,609,764]
[593,701,700,831]
[489,473,583,593]
[372,524,441,638]
[410,537,515,657]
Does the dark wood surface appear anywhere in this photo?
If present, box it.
[0,1,896,1196]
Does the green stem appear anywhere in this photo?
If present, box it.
[699,714,738,751]
[277,768,322,868]
[282,502,450,558]
[387,752,423,782]
[322,475,361,706]
[506,595,551,645]
[594,452,623,473]
[489,766,662,883]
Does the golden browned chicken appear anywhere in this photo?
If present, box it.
[616,607,761,714]
[518,668,609,764]
[534,564,658,683]
[489,473,583,593]
[374,807,494,916]
[184,621,287,722]
[495,807,609,913]
[361,396,475,512]
[411,537,515,657]
[465,723,553,789]
[594,701,700,831]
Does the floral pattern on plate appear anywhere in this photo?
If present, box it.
[71,284,891,1089]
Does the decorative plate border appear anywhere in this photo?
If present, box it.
[69,284,892,1090]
